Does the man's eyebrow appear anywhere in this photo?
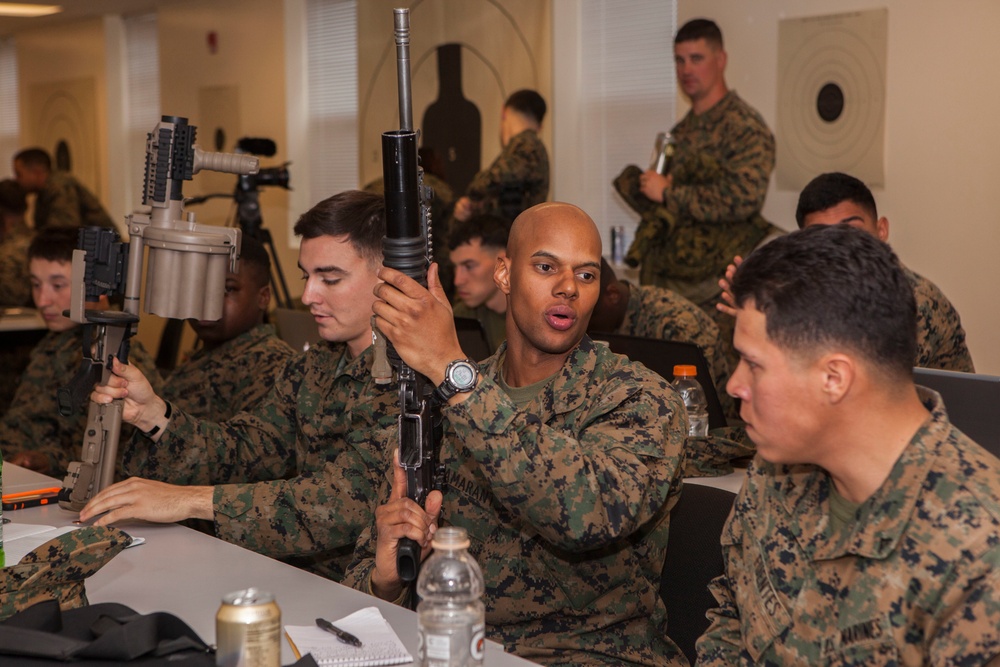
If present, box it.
[297,263,347,275]
[838,216,866,225]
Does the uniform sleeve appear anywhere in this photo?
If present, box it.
[928,554,1000,665]
[465,133,542,202]
[696,500,746,665]
[212,435,386,559]
[0,243,31,306]
[45,180,85,227]
[913,279,975,373]
[445,373,685,551]
[669,120,774,225]
[122,357,302,486]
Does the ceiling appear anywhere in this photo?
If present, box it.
[0,1,181,38]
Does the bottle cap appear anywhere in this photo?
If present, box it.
[673,364,697,378]
[431,526,471,551]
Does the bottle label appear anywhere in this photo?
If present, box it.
[471,623,485,661]
[425,633,451,660]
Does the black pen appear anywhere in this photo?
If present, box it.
[315,617,363,647]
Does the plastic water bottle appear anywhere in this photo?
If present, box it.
[672,364,709,437]
[417,526,485,667]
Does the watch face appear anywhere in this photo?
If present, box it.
[450,362,477,389]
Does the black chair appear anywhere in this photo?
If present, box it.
[592,332,727,429]
[661,482,737,665]
[913,367,1000,458]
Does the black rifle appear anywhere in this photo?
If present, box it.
[382,7,443,585]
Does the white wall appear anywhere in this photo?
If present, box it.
[679,0,1000,374]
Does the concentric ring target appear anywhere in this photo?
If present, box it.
[776,10,887,190]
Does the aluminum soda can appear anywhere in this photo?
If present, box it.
[216,588,281,667]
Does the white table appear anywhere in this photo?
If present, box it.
[0,308,45,333]
[3,465,535,666]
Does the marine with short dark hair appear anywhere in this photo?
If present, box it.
[449,214,510,354]
[614,18,777,330]
[698,224,1000,665]
[454,89,549,225]
[82,191,398,582]
[13,148,116,230]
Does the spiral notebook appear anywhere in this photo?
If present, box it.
[284,607,412,666]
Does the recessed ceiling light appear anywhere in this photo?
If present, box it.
[0,4,62,18]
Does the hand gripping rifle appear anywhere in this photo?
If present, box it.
[57,115,259,511]
[382,8,443,585]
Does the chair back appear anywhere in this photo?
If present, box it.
[661,481,736,664]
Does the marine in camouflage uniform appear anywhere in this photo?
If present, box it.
[33,171,116,230]
[0,327,160,478]
[465,128,549,225]
[0,218,33,308]
[123,342,398,581]
[618,282,733,420]
[160,323,294,421]
[905,266,974,372]
[344,337,689,667]
[452,301,506,357]
[615,90,776,307]
[697,389,1000,665]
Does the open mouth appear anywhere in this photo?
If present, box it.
[544,306,576,332]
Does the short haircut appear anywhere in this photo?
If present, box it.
[731,224,916,378]
[237,234,271,288]
[0,179,27,215]
[27,226,79,264]
[14,147,52,171]
[795,172,878,229]
[448,214,509,252]
[292,190,385,266]
[675,18,724,49]
[504,89,547,125]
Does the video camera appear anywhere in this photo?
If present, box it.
[235,137,291,193]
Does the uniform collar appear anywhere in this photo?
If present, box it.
[484,335,602,417]
[779,388,949,560]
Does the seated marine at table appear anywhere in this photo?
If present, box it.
[0,226,161,477]
[81,191,398,582]
[720,172,974,373]
[449,214,509,355]
[697,224,1000,665]
[344,202,689,666]
[588,257,734,420]
[160,235,294,422]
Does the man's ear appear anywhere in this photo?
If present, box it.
[605,281,624,306]
[494,255,511,295]
[257,284,272,310]
[820,353,855,405]
[876,216,890,242]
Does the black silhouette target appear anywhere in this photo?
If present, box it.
[777,12,886,189]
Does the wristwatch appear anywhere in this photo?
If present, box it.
[433,359,479,403]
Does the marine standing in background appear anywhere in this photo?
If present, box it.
[614,18,777,344]
[453,89,549,226]
[13,147,116,230]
